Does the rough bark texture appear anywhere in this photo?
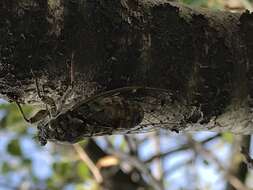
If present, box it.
[1,0,253,136]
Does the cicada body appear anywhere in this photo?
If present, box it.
[37,86,176,145]
[78,96,144,129]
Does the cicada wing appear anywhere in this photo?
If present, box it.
[75,87,179,136]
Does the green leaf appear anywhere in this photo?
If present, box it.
[1,103,33,126]
[1,162,11,173]
[221,132,234,143]
[46,178,62,190]
[75,184,86,190]
[120,138,127,151]
[53,162,71,177]
[22,158,32,166]
[77,162,90,180]
[0,103,12,110]
[203,159,209,165]
[7,139,22,156]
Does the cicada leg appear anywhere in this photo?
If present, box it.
[15,102,49,124]
[31,69,58,117]
[18,52,75,125]
[16,102,30,123]
[15,70,53,124]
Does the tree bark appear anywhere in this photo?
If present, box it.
[1,0,253,137]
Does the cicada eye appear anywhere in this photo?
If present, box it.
[39,137,48,146]
[48,118,57,130]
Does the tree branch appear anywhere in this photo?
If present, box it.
[1,0,253,140]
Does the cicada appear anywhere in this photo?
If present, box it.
[18,86,180,145]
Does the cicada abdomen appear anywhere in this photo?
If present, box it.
[80,96,144,129]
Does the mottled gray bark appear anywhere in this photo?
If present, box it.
[1,0,253,136]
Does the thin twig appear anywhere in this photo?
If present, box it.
[124,135,137,155]
[145,134,220,163]
[73,144,103,184]
[153,131,164,184]
[164,158,194,177]
[105,139,164,190]
[188,136,250,190]
[241,146,253,168]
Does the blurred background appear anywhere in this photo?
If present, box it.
[181,0,253,11]
[1,0,253,190]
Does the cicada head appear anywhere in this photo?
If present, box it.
[36,117,64,146]
[37,113,88,145]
